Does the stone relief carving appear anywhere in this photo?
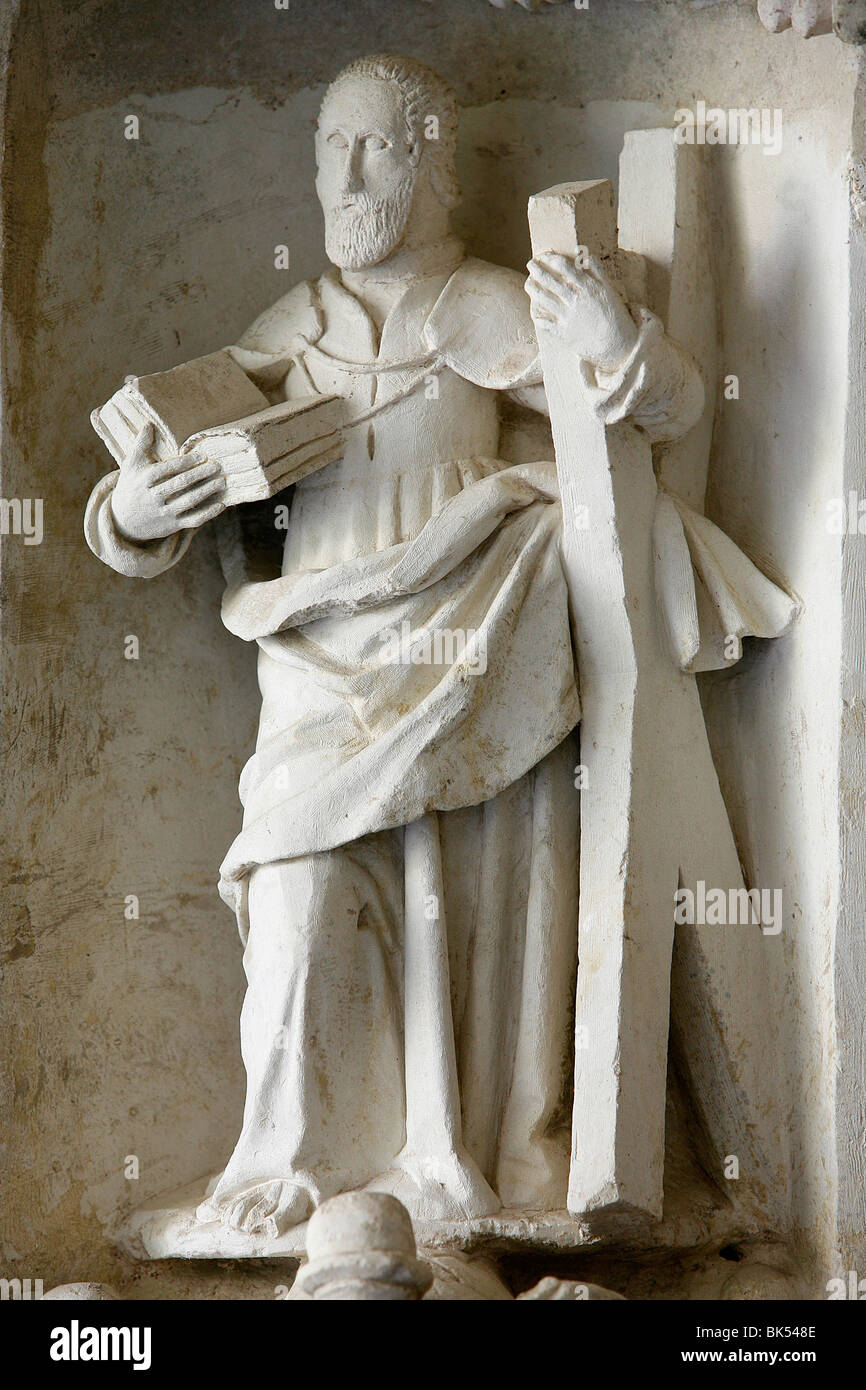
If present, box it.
[85,54,797,1274]
[756,0,866,39]
[757,0,834,34]
[483,0,866,43]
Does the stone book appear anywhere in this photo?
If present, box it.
[91,348,344,504]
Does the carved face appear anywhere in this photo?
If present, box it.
[316,75,419,271]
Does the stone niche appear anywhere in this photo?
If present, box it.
[0,0,863,1301]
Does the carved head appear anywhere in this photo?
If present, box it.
[315,54,460,271]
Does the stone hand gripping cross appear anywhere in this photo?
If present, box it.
[527,137,783,1223]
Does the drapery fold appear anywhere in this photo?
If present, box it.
[653,490,799,672]
[216,458,797,942]
[217,461,580,934]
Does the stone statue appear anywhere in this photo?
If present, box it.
[85,53,796,1250]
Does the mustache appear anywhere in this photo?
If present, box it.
[326,188,408,218]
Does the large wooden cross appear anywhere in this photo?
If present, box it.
[528,132,783,1222]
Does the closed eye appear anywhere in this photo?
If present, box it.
[326,131,348,148]
[364,134,391,152]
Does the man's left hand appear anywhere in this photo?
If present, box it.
[526,252,639,374]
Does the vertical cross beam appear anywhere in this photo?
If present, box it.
[615,130,786,1223]
[529,170,784,1223]
[529,180,680,1217]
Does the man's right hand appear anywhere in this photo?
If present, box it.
[110,423,227,542]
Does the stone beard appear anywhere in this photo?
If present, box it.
[83,53,795,1248]
[323,179,414,270]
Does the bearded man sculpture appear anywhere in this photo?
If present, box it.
[85,54,790,1243]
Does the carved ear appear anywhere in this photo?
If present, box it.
[425,153,461,211]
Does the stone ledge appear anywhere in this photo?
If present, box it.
[117,1173,763,1263]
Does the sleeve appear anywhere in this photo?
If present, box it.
[83,471,196,579]
[83,279,324,579]
[579,306,704,445]
[424,259,542,391]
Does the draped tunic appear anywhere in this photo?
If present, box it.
[85,251,796,933]
[84,252,797,1218]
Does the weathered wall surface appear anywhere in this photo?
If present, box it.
[0,0,857,1294]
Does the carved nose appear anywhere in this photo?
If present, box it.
[341,143,363,197]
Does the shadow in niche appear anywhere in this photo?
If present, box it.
[491,1045,779,1300]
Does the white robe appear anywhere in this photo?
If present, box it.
[84,253,796,1227]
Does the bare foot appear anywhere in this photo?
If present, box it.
[366,1148,501,1224]
[196,1179,312,1237]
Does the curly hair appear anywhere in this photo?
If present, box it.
[320,53,461,209]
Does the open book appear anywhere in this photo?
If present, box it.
[91,349,344,505]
